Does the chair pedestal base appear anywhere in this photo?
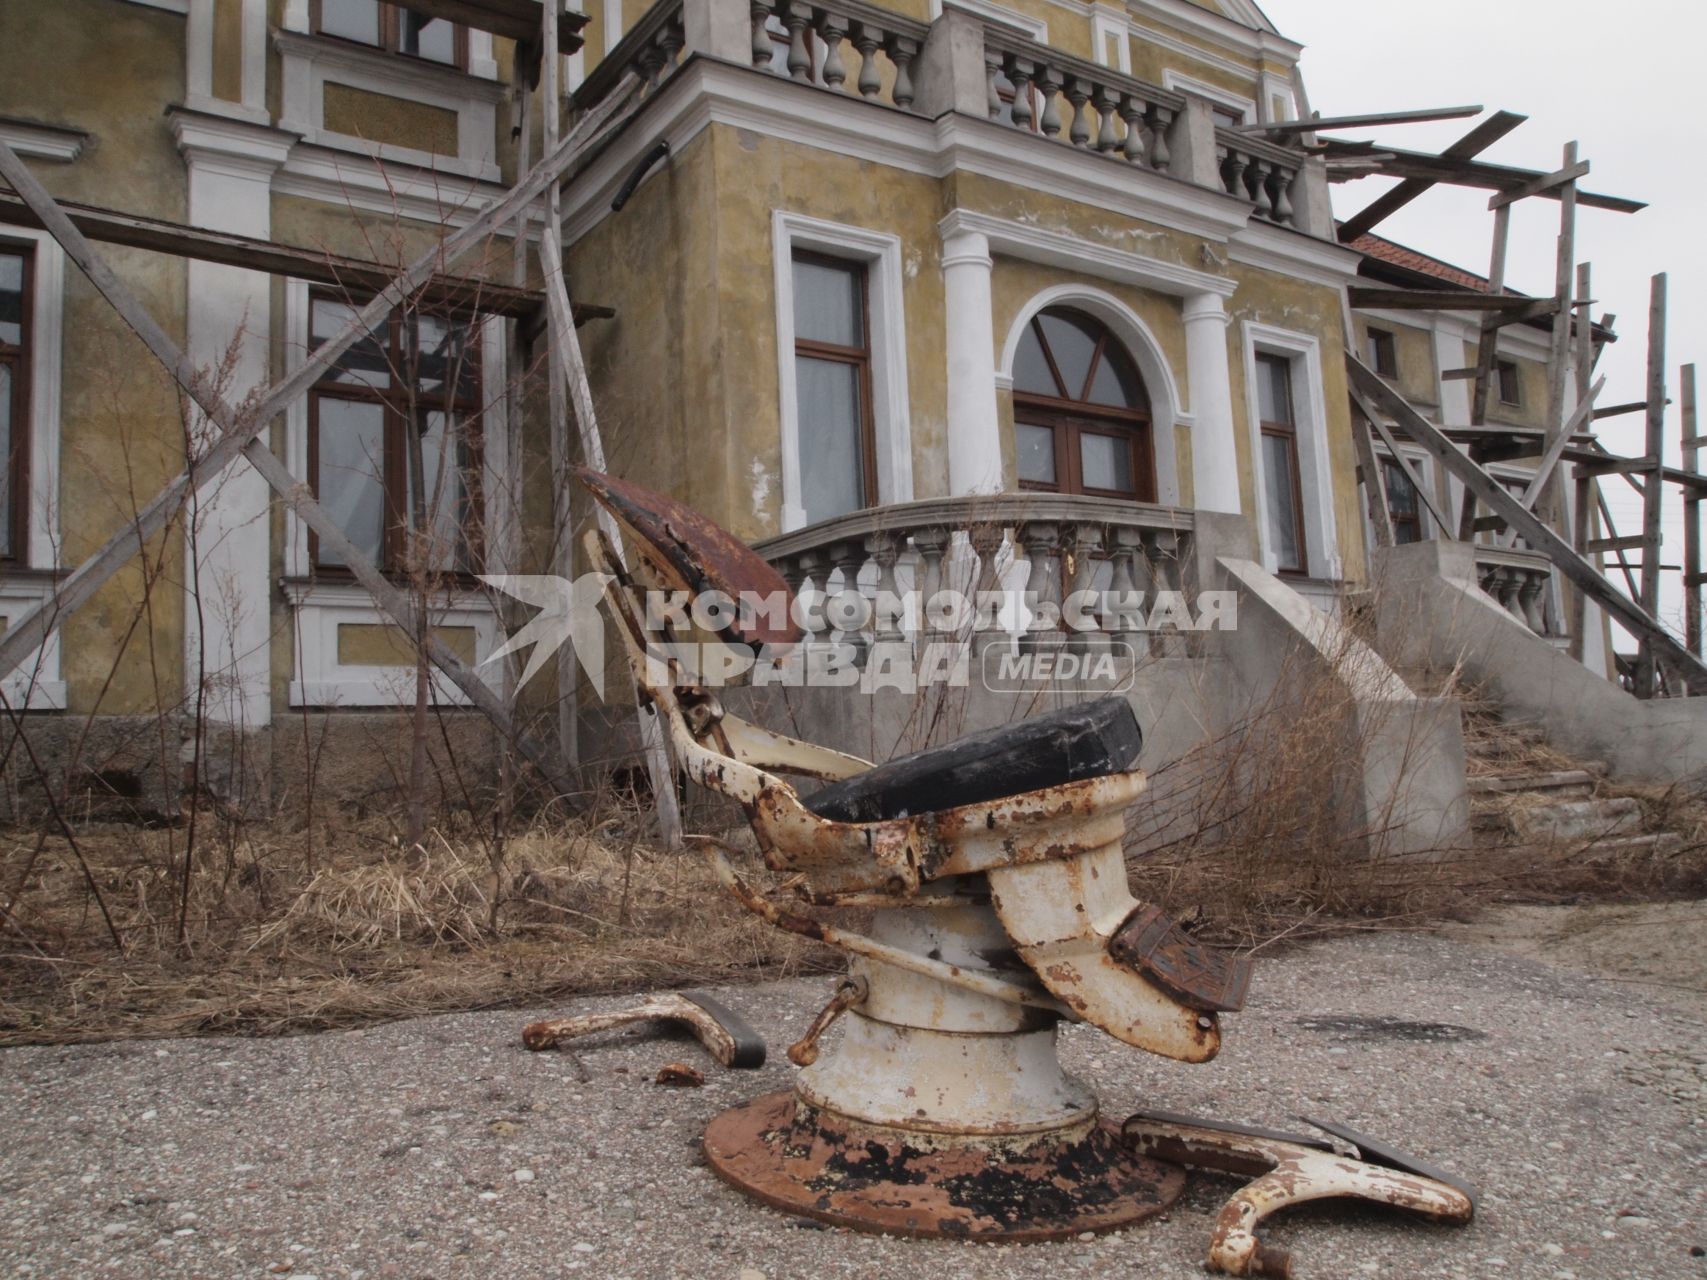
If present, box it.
[703,1090,1185,1241]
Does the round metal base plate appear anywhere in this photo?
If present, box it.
[702,1091,1186,1241]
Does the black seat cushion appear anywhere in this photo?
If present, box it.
[804,696,1142,824]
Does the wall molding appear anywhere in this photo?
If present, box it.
[1240,319,1340,579]
[0,118,89,164]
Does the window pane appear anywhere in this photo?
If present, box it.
[1079,432,1133,493]
[1383,461,1417,517]
[1256,354,1293,425]
[795,355,864,523]
[311,297,391,389]
[399,10,457,62]
[1016,422,1055,485]
[792,257,863,349]
[0,362,12,558]
[1036,310,1098,401]
[318,0,381,44]
[407,411,472,571]
[316,397,386,566]
[1013,326,1059,396]
[0,252,23,347]
[410,314,478,401]
[1086,344,1147,410]
[1261,432,1302,572]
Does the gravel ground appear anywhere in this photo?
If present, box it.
[1,926,1702,1280]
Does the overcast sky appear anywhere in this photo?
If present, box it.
[1258,0,1702,644]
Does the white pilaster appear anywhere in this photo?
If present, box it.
[1183,292,1241,514]
[171,110,294,729]
[942,230,1002,496]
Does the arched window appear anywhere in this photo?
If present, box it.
[1012,307,1155,500]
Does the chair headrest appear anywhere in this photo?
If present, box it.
[574,467,803,648]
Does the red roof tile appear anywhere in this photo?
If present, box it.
[1344,230,1492,293]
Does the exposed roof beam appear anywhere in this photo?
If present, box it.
[1327,144,1645,213]
[1235,104,1481,135]
[1336,110,1527,242]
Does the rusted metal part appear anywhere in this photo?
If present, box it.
[704,1091,1185,1241]
[987,843,1225,1062]
[520,991,766,1069]
[1109,904,1254,1013]
[655,1061,706,1087]
[1123,1111,1475,1278]
[574,468,802,647]
[787,976,868,1066]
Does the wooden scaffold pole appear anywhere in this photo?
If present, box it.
[1634,274,1668,697]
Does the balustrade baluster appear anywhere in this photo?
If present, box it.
[852,22,882,99]
[985,48,1003,119]
[1142,529,1183,656]
[1019,522,1063,653]
[783,2,812,82]
[1518,570,1548,635]
[1272,167,1296,226]
[1093,85,1119,153]
[1220,148,1244,200]
[867,532,905,647]
[885,33,917,107]
[1065,523,1105,652]
[1034,65,1063,137]
[1146,104,1172,171]
[1248,158,1274,218]
[815,12,848,89]
[1004,55,1035,130]
[751,0,775,69]
[1105,526,1146,658]
[636,41,666,86]
[795,548,827,642]
[829,540,871,662]
[1118,94,1146,165]
[1066,78,1091,147]
[912,527,950,639]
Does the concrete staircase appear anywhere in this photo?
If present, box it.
[1413,674,1684,856]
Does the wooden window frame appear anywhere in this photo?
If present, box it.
[1380,457,1423,545]
[310,0,470,70]
[1367,326,1398,379]
[306,290,485,579]
[1012,311,1156,502]
[1496,358,1522,407]
[791,250,878,513]
[1256,351,1307,576]
[0,240,33,566]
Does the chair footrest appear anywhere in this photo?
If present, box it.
[1108,904,1252,1013]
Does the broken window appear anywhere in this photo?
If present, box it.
[1367,327,1398,379]
[1496,358,1522,407]
[312,0,466,68]
[1382,458,1423,544]
[308,293,483,576]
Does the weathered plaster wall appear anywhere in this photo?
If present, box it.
[1,0,193,715]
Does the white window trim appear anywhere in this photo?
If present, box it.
[935,0,1048,42]
[281,281,508,707]
[1241,321,1340,580]
[997,283,1185,508]
[281,0,494,75]
[1367,441,1438,546]
[1257,70,1296,125]
[772,212,913,533]
[275,28,505,183]
[1162,71,1257,125]
[0,228,67,709]
[1089,4,1129,73]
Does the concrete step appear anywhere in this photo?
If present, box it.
[1467,771,1597,799]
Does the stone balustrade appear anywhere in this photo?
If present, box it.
[1213,130,1303,228]
[753,494,1196,661]
[1475,548,1563,639]
[980,29,1185,174]
[569,0,1331,237]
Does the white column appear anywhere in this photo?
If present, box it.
[943,230,1003,496]
[1183,292,1241,514]
[172,113,294,729]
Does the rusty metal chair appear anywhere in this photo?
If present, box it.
[572,469,1473,1267]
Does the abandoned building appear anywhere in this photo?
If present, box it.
[0,0,1703,843]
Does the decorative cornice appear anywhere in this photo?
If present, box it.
[561,56,1255,248]
[0,116,91,163]
[273,29,510,106]
[272,142,524,230]
[939,207,1239,299]
[167,105,298,179]
[1226,220,1362,289]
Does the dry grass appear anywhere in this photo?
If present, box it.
[0,812,830,1045]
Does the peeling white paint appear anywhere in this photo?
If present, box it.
[749,456,773,513]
